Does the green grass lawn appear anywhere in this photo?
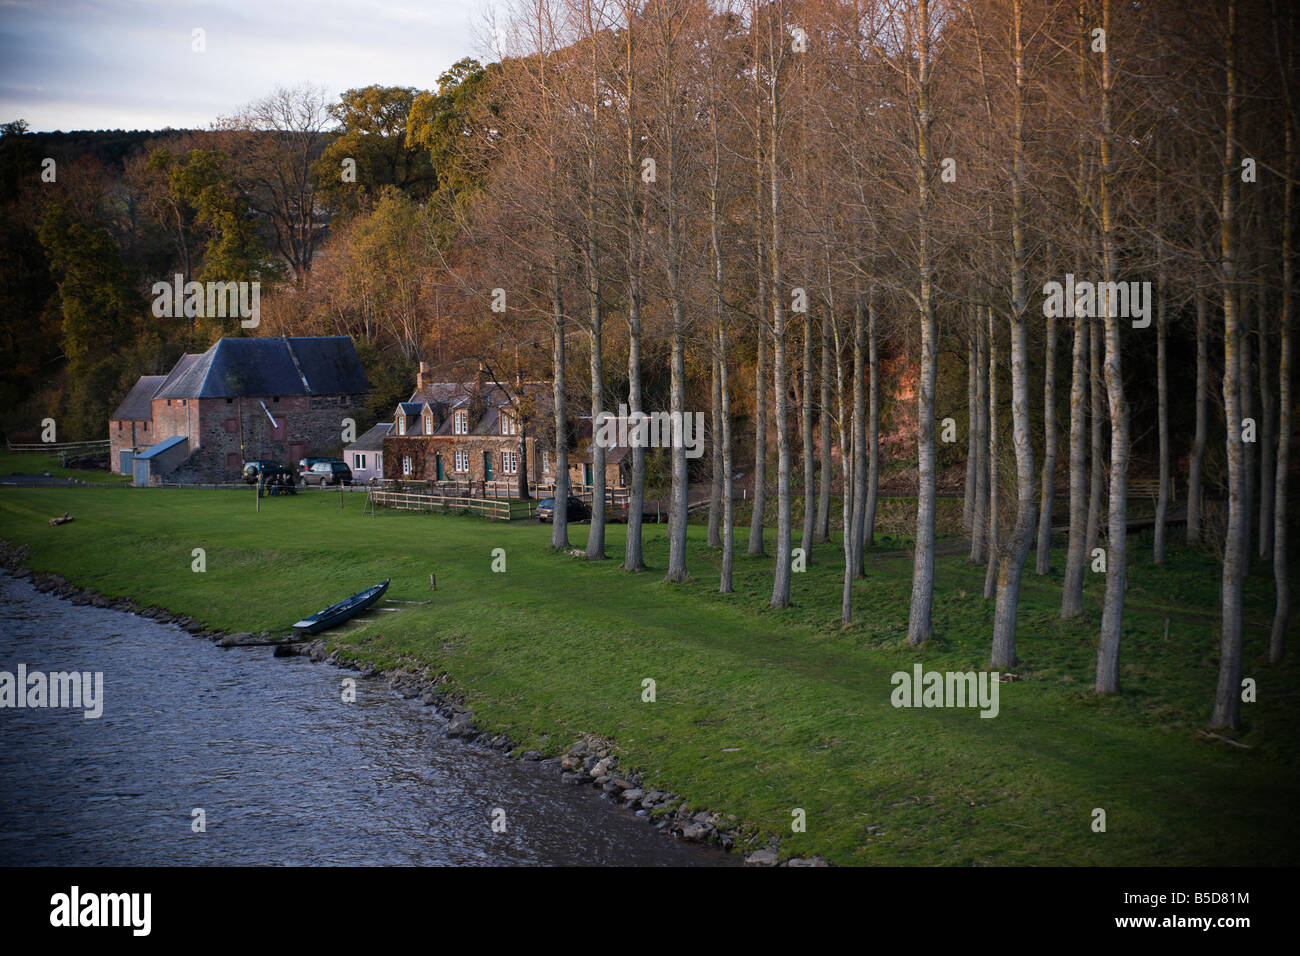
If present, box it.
[0,449,129,484]
[0,486,1295,865]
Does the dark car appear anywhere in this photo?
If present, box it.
[297,457,343,481]
[303,460,353,486]
[242,460,282,484]
[536,496,591,523]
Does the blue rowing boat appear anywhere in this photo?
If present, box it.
[293,579,390,634]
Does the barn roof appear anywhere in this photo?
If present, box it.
[111,375,167,422]
[153,337,369,400]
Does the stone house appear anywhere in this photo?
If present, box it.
[382,363,566,493]
[109,336,369,484]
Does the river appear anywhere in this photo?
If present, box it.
[0,573,732,866]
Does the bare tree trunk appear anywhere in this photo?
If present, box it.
[717,325,738,590]
[971,308,989,564]
[771,310,792,606]
[1240,300,1255,568]
[849,295,867,576]
[1062,0,1091,611]
[1036,302,1057,574]
[720,321,735,593]
[984,304,1000,601]
[748,101,768,558]
[1095,0,1128,696]
[1061,295,1088,617]
[816,304,833,542]
[964,329,978,533]
[1271,2,1293,663]
[582,18,606,562]
[622,3,646,572]
[770,245,791,603]
[662,9,689,585]
[836,313,855,623]
[907,0,938,646]
[1154,237,1168,565]
[1258,292,1275,560]
[1212,0,1245,729]
[993,0,1036,669]
[800,301,815,557]
[865,289,880,552]
[1187,289,1208,544]
[749,331,768,556]
[551,268,570,551]
[1086,286,1105,557]
[708,348,723,548]
[586,310,607,559]
[666,307,688,582]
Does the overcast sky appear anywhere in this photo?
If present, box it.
[0,0,494,132]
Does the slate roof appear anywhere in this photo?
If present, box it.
[135,435,188,459]
[345,423,392,453]
[153,337,368,400]
[397,402,430,435]
[154,353,201,399]
[409,380,549,411]
[111,375,167,422]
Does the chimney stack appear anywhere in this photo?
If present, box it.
[417,361,431,392]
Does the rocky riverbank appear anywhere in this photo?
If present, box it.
[0,538,824,867]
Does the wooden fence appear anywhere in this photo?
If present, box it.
[6,438,111,453]
[367,488,537,521]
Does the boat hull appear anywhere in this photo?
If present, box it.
[293,579,390,634]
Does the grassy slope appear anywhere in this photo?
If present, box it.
[0,450,129,484]
[0,487,1295,866]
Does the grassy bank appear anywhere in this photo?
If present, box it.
[0,450,129,484]
[0,486,1295,865]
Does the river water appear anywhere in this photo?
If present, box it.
[0,573,731,866]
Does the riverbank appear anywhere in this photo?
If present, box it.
[1,487,1296,865]
[0,570,736,866]
[0,555,775,863]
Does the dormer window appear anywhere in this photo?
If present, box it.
[398,416,406,436]
[454,410,468,435]
[500,410,517,436]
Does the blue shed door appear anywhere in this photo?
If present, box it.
[119,450,133,475]
[132,457,149,487]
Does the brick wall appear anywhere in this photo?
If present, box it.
[151,394,362,482]
[109,419,157,473]
[384,434,540,488]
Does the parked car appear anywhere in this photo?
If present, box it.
[242,460,282,484]
[297,457,343,481]
[536,496,591,523]
[303,460,353,486]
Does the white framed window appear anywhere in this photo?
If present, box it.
[542,450,550,474]
[354,453,366,470]
[402,455,412,476]
[500,410,516,436]
[424,413,432,434]
[454,449,470,473]
[454,410,468,435]
[398,416,406,436]
[502,450,517,474]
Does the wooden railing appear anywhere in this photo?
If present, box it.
[534,483,632,508]
[6,438,111,453]
[368,488,537,521]
[1128,477,1176,502]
